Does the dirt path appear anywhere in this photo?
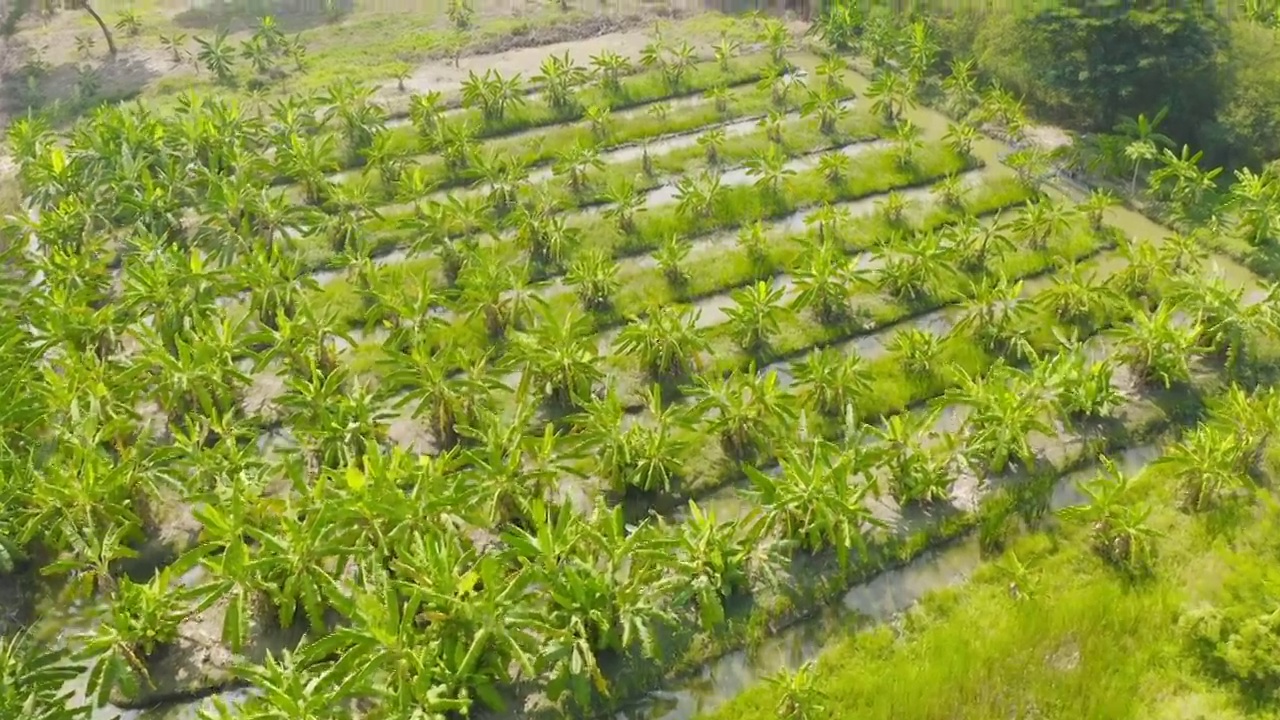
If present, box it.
[384,25,705,98]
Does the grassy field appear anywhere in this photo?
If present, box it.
[699,431,1280,720]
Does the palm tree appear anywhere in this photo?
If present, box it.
[613,305,709,378]
[725,280,788,354]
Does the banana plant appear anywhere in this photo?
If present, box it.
[79,564,209,707]
[1156,423,1253,512]
[876,230,957,303]
[655,232,692,287]
[819,149,852,184]
[247,490,354,631]
[508,302,602,408]
[874,408,953,504]
[0,631,86,720]
[801,87,848,135]
[953,272,1032,355]
[699,126,727,165]
[534,51,587,113]
[725,280,788,354]
[1058,456,1160,572]
[602,177,646,235]
[945,364,1052,475]
[566,248,620,311]
[457,255,537,338]
[590,50,631,93]
[790,346,872,417]
[1172,270,1280,376]
[667,502,783,631]
[888,326,944,380]
[1037,262,1125,330]
[791,238,868,324]
[713,32,740,72]
[461,69,526,124]
[747,436,881,569]
[675,170,724,223]
[576,387,692,494]
[692,370,796,461]
[613,304,709,378]
[1111,302,1203,388]
[768,661,829,720]
[553,143,604,197]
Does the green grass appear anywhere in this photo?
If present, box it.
[698,438,1280,720]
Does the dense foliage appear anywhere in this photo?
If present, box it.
[0,9,1278,720]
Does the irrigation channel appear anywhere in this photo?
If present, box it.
[55,48,1267,720]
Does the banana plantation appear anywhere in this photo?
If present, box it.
[3,10,1280,720]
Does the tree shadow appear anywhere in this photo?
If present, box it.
[0,37,161,129]
[169,0,354,33]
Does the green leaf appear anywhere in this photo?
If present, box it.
[345,464,366,491]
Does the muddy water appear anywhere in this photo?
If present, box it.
[619,443,1160,720]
